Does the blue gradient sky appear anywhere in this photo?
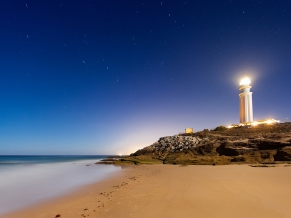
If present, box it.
[1,0,291,155]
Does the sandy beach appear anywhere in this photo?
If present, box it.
[3,164,291,218]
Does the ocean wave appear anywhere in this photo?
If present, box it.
[0,157,120,215]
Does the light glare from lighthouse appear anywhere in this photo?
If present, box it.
[240,77,251,86]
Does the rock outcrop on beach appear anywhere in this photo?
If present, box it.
[125,122,291,165]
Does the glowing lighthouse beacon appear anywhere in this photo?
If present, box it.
[239,77,253,123]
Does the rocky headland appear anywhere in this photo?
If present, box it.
[99,122,291,165]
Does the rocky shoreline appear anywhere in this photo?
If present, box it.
[99,122,291,165]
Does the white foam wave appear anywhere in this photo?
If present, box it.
[0,160,121,214]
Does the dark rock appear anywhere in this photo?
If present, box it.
[216,143,240,156]
[274,147,291,161]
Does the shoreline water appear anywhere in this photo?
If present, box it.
[0,155,121,215]
[2,164,130,218]
[3,164,291,218]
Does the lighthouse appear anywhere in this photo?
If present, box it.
[239,77,253,123]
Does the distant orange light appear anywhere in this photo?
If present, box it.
[266,119,273,125]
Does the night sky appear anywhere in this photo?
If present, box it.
[1,1,291,155]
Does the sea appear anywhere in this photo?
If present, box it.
[0,155,121,215]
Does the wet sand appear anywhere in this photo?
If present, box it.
[3,164,291,218]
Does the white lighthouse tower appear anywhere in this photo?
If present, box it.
[239,77,253,123]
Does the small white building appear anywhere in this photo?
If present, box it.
[185,128,194,133]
